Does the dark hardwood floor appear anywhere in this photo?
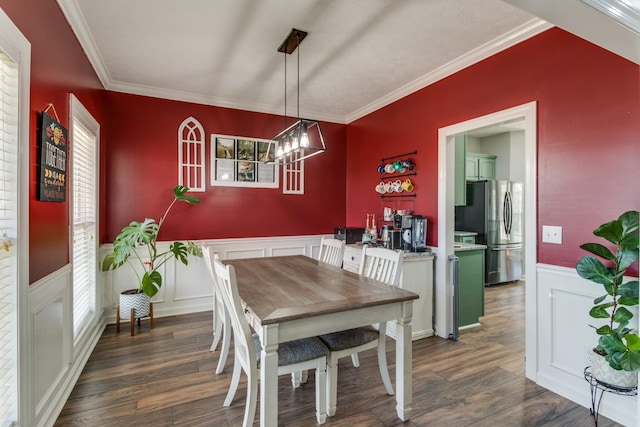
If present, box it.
[54,282,621,426]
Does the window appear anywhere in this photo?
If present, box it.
[178,117,205,192]
[283,152,304,194]
[210,134,279,188]
[0,8,29,425]
[70,95,99,341]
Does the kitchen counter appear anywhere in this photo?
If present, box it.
[454,230,478,237]
[453,242,487,251]
[346,243,435,259]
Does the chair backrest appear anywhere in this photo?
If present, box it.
[358,245,403,286]
[318,237,346,268]
[212,257,257,371]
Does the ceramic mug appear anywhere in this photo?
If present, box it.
[375,182,386,194]
[383,181,392,193]
[391,179,403,193]
[402,159,415,170]
[377,164,386,174]
[393,161,405,173]
[384,163,395,174]
[402,178,414,192]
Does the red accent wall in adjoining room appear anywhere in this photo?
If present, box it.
[103,92,347,242]
[346,28,640,274]
[0,0,106,284]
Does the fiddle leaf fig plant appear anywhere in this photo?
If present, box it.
[577,210,640,371]
[102,185,202,298]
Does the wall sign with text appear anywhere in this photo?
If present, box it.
[37,112,68,202]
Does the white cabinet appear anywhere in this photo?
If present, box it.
[342,245,434,340]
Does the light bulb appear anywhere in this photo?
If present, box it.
[300,122,309,147]
[276,146,284,157]
[292,135,299,150]
[284,140,291,153]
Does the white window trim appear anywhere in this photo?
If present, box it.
[178,116,205,192]
[69,94,100,350]
[0,8,30,427]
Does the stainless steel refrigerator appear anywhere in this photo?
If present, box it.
[455,180,523,285]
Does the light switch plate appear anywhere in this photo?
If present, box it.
[542,225,562,244]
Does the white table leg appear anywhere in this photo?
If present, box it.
[260,325,279,427]
[395,301,413,421]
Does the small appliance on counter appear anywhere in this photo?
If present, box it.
[410,215,428,252]
[380,225,403,250]
[393,213,428,252]
[334,227,365,244]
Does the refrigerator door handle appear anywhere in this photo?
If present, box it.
[503,191,512,235]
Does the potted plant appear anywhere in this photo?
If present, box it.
[577,210,639,389]
[102,185,202,322]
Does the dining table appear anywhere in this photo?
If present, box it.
[223,254,419,427]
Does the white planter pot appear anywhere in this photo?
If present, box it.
[119,289,151,320]
[590,350,638,389]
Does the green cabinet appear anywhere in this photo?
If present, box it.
[456,248,485,327]
[466,153,496,181]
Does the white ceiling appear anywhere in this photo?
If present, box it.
[57,0,639,125]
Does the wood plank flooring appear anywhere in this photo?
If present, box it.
[54,282,622,426]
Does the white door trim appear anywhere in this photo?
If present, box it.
[436,101,537,380]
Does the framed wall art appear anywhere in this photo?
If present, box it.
[211,134,278,188]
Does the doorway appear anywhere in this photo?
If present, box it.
[435,101,537,380]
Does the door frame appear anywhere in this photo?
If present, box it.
[435,101,537,380]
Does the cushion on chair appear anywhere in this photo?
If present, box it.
[318,326,380,352]
[253,334,329,368]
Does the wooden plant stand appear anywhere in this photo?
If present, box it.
[116,302,154,336]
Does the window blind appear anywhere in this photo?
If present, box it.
[0,50,19,427]
[71,118,97,338]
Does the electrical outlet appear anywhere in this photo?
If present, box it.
[542,225,562,244]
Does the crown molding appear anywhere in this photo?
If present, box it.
[344,18,553,124]
[57,1,551,125]
[57,0,112,89]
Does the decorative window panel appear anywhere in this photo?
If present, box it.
[210,134,278,188]
[178,117,205,192]
[283,151,304,194]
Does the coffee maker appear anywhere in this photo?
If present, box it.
[410,215,428,252]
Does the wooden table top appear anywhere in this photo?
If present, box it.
[224,255,418,325]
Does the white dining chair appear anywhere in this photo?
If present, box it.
[202,245,231,374]
[318,236,346,267]
[291,236,346,388]
[212,257,329,426]
[319,245,403,417]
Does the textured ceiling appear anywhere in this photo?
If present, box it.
[58,0,551,123]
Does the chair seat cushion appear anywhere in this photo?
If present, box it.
[319,326,379,352]
[253,335,329,368]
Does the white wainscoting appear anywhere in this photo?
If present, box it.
[536,263,638,427]
[28,264,105,427]
[100,235,326,323]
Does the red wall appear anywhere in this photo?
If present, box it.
[103,92,347,242]
[0,0,106,283]
[346,28,640,273]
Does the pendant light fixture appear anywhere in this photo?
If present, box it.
[266,28,326,165]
